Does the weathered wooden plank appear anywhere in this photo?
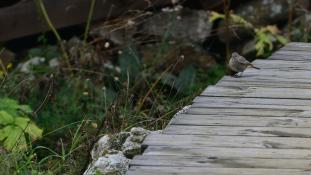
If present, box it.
[143,134,311,149]
[218,75,311,84]
[131,155,311,169]
[269,51,311,61]
[190,103,311,110]
[285,42,311,47]
[126,166,311,175]
[275,50,311,56]
[0,0,170,41]
[189,104,311,117]
[164,125,311,137]
[216,79,311,88]
[281,46,311,52]
[252,59,311,70]
[193,96,311,106]
[144,146,311,159]
[128,43,311,175]
[240,69,311,79]
[171,115,311,127]
[280,43,311,51]
[187,108,308,117]
[201,86,311,99]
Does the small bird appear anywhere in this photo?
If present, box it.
[229,52,260,77]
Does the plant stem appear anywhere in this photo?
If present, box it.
[36,0,70,68]
[288,0,293,41]
[224,0,231,70]
[84,0,97,43]
[0,48,8,77]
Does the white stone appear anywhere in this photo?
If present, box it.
[84,151,130,175]
[91,135,111,160]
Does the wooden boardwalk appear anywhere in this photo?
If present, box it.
[127,42,311,175]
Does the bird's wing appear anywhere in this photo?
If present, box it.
[236,55,250,65]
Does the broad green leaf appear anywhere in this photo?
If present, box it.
[0,98,20,110]
[231,14,253,28]
[0,110,14,125]
[18,105,33,113]
[14,117,30,130]
[14,117,42,140]
[0,98,42,151]
[209,11,224,22]
[24,122,43,140]
[0,125,26,150]
[0,98,21,117]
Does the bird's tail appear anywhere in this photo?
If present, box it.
[249,64,260,70]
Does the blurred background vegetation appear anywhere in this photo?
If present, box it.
[0,0,310,174]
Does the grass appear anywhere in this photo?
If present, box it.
[0,37,225,174]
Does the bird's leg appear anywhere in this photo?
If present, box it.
[240,71,244,77]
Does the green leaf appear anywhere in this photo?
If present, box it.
[0,98,42,151]
[231,14,253,28]
[14,117,30,130]
[18,105,33,114]
[24,122,43,140]
[14,117,42,140]
[0,98,22,117]
[0,98,20,110]
[209,11,224,23]
[0,125,26,150]
[0,111,14,125]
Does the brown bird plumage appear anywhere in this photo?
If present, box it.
[229,52,260,77]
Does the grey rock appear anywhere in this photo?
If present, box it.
[130,127,150,136]
[84,151,130,175]
[109,132,130,150]
[129,135,145,143]
[91,135,111,160]
[86,128,155,174]
[289,14,311,42]
[235,0,309,26]
[121,137,142,158]
[216,21,254,43]
[140,8,212,44]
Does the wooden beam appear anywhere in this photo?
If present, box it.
[0,0,171,41]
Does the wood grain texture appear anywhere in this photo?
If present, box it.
[127,167,311,175]
[201,86,311,99]
[131,155,311,169]
[126,43,311,175]
[171,114,311,127]
[193,96,311,106]
[143,134,311,149]
[164,125,311,137]
[144,146,311,159]
[0,0,170,41]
